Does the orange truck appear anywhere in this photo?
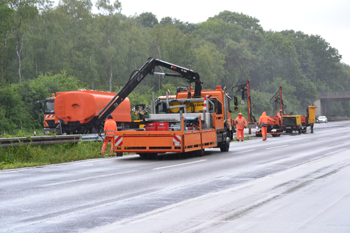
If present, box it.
[88,58,235,158]
[37,90,131,134]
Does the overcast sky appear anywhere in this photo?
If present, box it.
[118,0,350,66]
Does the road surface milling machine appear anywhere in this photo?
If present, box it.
[88,57,235,158]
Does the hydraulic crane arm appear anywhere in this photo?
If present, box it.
[90,57,203,130]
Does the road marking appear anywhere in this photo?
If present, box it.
[266,145,289,150]
[154,159,207,170]
[317,137,331,140]
[40,170,138,187]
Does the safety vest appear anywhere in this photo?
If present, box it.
[104,119,117,137]
[234,117,247,130]
[259,115,273,126]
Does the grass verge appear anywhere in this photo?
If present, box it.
[0,141,110,170]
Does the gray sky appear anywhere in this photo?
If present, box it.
[119,0,350,66]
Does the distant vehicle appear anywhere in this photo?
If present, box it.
[317,116,328,123]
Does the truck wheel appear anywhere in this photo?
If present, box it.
[196,149,205,157]
[220,137,230,152]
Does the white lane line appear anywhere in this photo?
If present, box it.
[40,170,138,187]
[154,159,207,170]
[266,145,289,150]
[317,137,331,140]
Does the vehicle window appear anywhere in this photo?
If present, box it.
[44,100,55,114]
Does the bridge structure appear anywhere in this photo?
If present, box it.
[314,91,350,116]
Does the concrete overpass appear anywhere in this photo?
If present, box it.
[315,92,350,116]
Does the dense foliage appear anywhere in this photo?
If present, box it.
[1,0,350,134]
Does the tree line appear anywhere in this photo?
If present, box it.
[1,0,350,134]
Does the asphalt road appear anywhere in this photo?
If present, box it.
[1,121,350,233]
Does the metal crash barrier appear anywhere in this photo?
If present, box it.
[0,135,82,148]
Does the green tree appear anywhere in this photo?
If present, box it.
[0,1,14,84]
[138,12,158,28]
[8,0,40,84]
[194,41,225,89]
[211,11,263,33]
[305,35,343,91]
[0,84,31,132]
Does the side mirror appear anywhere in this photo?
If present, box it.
[234,96,238,106]
[37,101,43,113]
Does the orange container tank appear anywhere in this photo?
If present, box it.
[55,90,131,123]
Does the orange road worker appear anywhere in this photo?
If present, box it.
[100,115,117,155]
[259,111,275,141]
[234,112,247,142]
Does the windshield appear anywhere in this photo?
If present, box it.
[44,99,55,114]
[319,116,326,119]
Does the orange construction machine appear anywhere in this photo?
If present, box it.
[255,87,284,137]
[37,90,131,134]
[89,58,235,158]
[232,78,258,134]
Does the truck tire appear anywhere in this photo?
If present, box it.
[220,137,230,152]
[195,149,205,157]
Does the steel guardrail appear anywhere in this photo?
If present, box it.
[0,135,82,148]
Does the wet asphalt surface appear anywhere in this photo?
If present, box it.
[1,121,350,233]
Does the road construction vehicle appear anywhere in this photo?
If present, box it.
[37,90,131,135]
[232,80,283,137]
[37,94,56,135]
[282,115,302,133]
[255,87,284,137]
[88,57,234,158]
[232,78,257,135]
[283,106,315,133]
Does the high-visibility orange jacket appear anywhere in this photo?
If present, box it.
[259,112,275,126]
[104,119,117,137]
[234,116,247,130]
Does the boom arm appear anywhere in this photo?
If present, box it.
[90,57,203,130]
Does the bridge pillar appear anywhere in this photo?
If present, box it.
[314,99,321,116]
[321,99,328,116]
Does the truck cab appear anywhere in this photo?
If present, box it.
[37,94,57,135]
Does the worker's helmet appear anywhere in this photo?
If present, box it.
[238,112,242,116]
[107,114,113,119]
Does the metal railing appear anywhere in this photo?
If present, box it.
[0,135,82,148]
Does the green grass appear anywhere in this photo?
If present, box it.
[0,141,111,170]
[234,134,252,141]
